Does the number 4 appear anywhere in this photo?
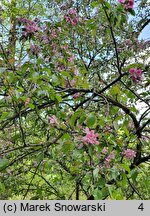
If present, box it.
[138,203,144,211]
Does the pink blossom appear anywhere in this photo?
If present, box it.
[118,0,134,9]
[33,161,38,167]
[136,69,142,76]
[68,55,75,63]
[60,4,68,10]
[106,152,115,161]
[72,92,80,99]
[102,147,108,154]
[64,15,72,23]
[64,79,70,88]
[72,17,78,26]
[64,8,79,26]
[141,135,149,142]
[34,18,40,23]
[30,44,40,55]
[25,23,40,34]
[41,35,50,44]
[48,115,58,125]
[17,17,28,24]
[51,30,57,38]
[51,43,57,53]
[57,64,65,71]
[74,68,79,76]
[70,78,76,87]
[64,78,77,88]
[18,18,40,37]
[61,45,68,50]
[83,127,99,145]
[104,125,112,132]
[123,149,136,159]
[129,68,142,82]
[129,68,136,73]
[125,39,132,46]
[57,27,62,32]
[104,151,115,167]
[68,9,77,15]
[25,97,30,107]
[128,0,134,9]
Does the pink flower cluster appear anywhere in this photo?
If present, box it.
[64,9,78,26]
[48,115,58,125]
[51,30,58,38]
[30,44,40,55]
[123,149,136,159]
[129,68,142,82]
[117,38,145,53]
[25,97,30,107]
[18,17,40,37]
[104,151,115,167]
[25,24,40,35]
[118,0,134,9]
[68,55,75,63]
[102,147,108,154]
[72,92,80,99]
[83,127,99,145]
[65,78,77,88]
[41,35,50,44]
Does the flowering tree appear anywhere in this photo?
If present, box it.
[0,0,149,200]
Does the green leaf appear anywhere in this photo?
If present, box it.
[122,126,129,137]
[28,103,35,109]
[86,113,96,127]
[93,188,103,200]
[113,121,119,131]
[0,67,7,73]
[110,169,119,180]
[36,152,44,163]
[62,133,71,141]
[0,159,9,171]
[112,188,124,200]
[0,112,10,120]
[106,185,115,199]
[51,74,60,86]
[55,94,62,102]
[103,1,112,9]
[98,177,106,188]
[57,111,66,119]
[120,172,127,187]
[61,141,74,153]
[110,85,120,95]
[69,110,82,127]
[61,71,70,76]
[93,167,99,178]
[128,9,135,16]
[91,1,99,8]
[78,114,86,124]
[12,133,20,142]
[121,164,130,173]
[131,170,138,183]
[116,3,124,12]
[0,182,5,192]
[17,86,25,93]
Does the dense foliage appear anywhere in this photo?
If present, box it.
[0,0,150,200]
